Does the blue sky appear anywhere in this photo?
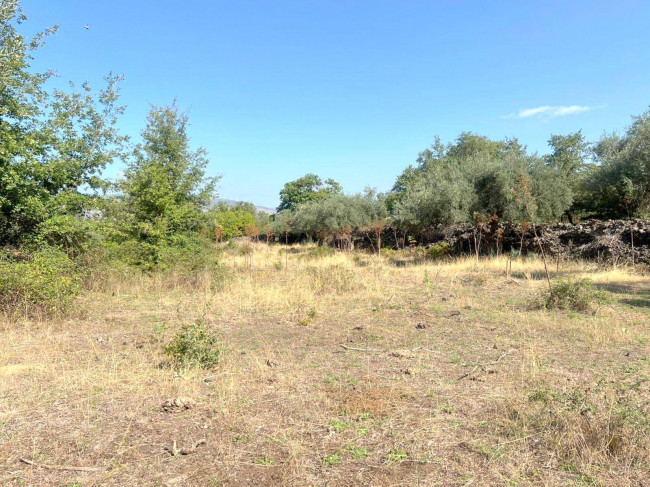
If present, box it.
[22,0,650,208]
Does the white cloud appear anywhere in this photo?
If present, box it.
[503,105,602,119]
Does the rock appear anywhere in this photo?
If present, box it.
[416,219,650,266]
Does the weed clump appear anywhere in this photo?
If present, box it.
[545,278,608,312]
[164,320,221,369]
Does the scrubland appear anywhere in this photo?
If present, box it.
[1,243,649,486]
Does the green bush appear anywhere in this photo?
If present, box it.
[425,242,452,260]
[159,234,221,273]
[213,209,256,240]
[545,278,608,312]
[379,248,399,259]
[0,248,81,316]
[33,215,98,258]
[164,320,221,369]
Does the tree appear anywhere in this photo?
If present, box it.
[0,0,126,247]
[585,110,650,218]
[290,192,386,249]
[277,173,342,212]
[390,133,574,241]
[120,104,217,233]
[213,209,256,240]
[391,160,474,232]
[118,104,218,266]
[546,131,589,222]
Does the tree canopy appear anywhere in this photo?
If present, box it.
[0,0,126,246]
[277,173,342,212]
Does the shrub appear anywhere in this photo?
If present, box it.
[0,248,81,316]
[425,242,452,260]
[159,234,221,273]
[33,215,98,258]
[164,320,221,369]
[545,278,608,312]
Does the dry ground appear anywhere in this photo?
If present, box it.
[1,244,649,486]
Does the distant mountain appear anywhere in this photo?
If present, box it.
[214,198,276,215]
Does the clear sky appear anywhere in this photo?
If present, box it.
[21,0,650,209]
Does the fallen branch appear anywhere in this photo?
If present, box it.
[165,439,207,456]
[20,458,101,472]
[339,344,442,355]
[457,350,510,381]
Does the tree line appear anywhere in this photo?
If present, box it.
[2,0,649,269]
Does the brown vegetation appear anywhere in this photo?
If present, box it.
[1,244,649,486]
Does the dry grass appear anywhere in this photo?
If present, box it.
[1,243,649,486]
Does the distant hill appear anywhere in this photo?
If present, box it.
[214,198,276,215]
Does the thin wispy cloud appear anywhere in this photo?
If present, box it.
[503,105,603,119]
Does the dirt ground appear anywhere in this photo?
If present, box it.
[1,245,649,486]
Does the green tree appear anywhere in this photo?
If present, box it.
[213,209,256,240]
[0,0,126,247]
[546,131,589,221]
[390,133,573,238]
[121,104,217,232]
[118,104,218,267]
[585,110,650,218]
[277,173,342,212]
[291,191,387,249]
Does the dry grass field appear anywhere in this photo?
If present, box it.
[1,243,649,486]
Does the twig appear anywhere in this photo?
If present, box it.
[19,458,101,472]
[340,344,384,353]
[457,350,510,381]
[165,439,207,456]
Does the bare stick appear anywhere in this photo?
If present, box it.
[457,350,509,381]
[20,458,101,472]
[340,344,384,353]
[631,222,635,266]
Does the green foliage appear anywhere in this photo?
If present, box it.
[120,104,217,232]
[392,158,474,230]
[584,110,650,218]
[345,446,370,459]
[0,2,127,246]
[289,191,388,245]
[0,248,81,315]
[425,242,452,260]
[545,278,608,312]
[390,132,573,234]
[322,454,342,466]
[213,209,256,240]
[164,319,221,369]
[277,173,342,212]
[115,103,219,268]
[32,214,98,257]
[386,449,408,462]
